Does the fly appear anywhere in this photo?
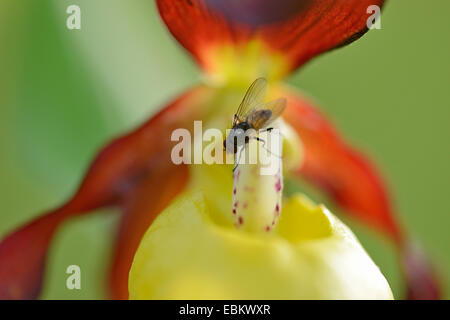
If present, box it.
[223,77,286,170]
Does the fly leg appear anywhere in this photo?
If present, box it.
[253,137,282,159]
[260,127,286,138]
[233,146,244,172]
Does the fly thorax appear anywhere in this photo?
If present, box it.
[225,128,247,154]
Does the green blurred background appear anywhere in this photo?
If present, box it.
[0,0,448,299]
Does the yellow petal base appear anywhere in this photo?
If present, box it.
[129,192,393,299]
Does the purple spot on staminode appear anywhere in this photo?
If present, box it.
[233,188,236,195]
[238,216,244,225]
[232,208,236,214]
[234,169,240,181]
[275,178,282,192]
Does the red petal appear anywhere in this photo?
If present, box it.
[108,165,188,299]
[157,0,385,75]
[403,242,442,300]
[0,208,64,299]
[282,86,402,240]
[281,86,442,299]
[0,87,207,299]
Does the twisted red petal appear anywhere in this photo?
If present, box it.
[109,165,188,299]
[281,86,442,299]
[157,0,385,75]
[403,242,442,300]
[0,87,208,299]
[282,86,402,240]
[0,208,66,299]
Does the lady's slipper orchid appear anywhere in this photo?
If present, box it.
[0,0,441,300]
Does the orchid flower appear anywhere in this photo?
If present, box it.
[0,0,441,300]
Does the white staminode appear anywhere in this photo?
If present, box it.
[231,123,283,233]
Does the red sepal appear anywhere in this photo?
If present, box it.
[157,0,385,75]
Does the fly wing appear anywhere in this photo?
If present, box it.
[234,77,267,124]
[246,109,272,130]
[255,97,287,129]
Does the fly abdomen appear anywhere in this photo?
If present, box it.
[246,109,272,130]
